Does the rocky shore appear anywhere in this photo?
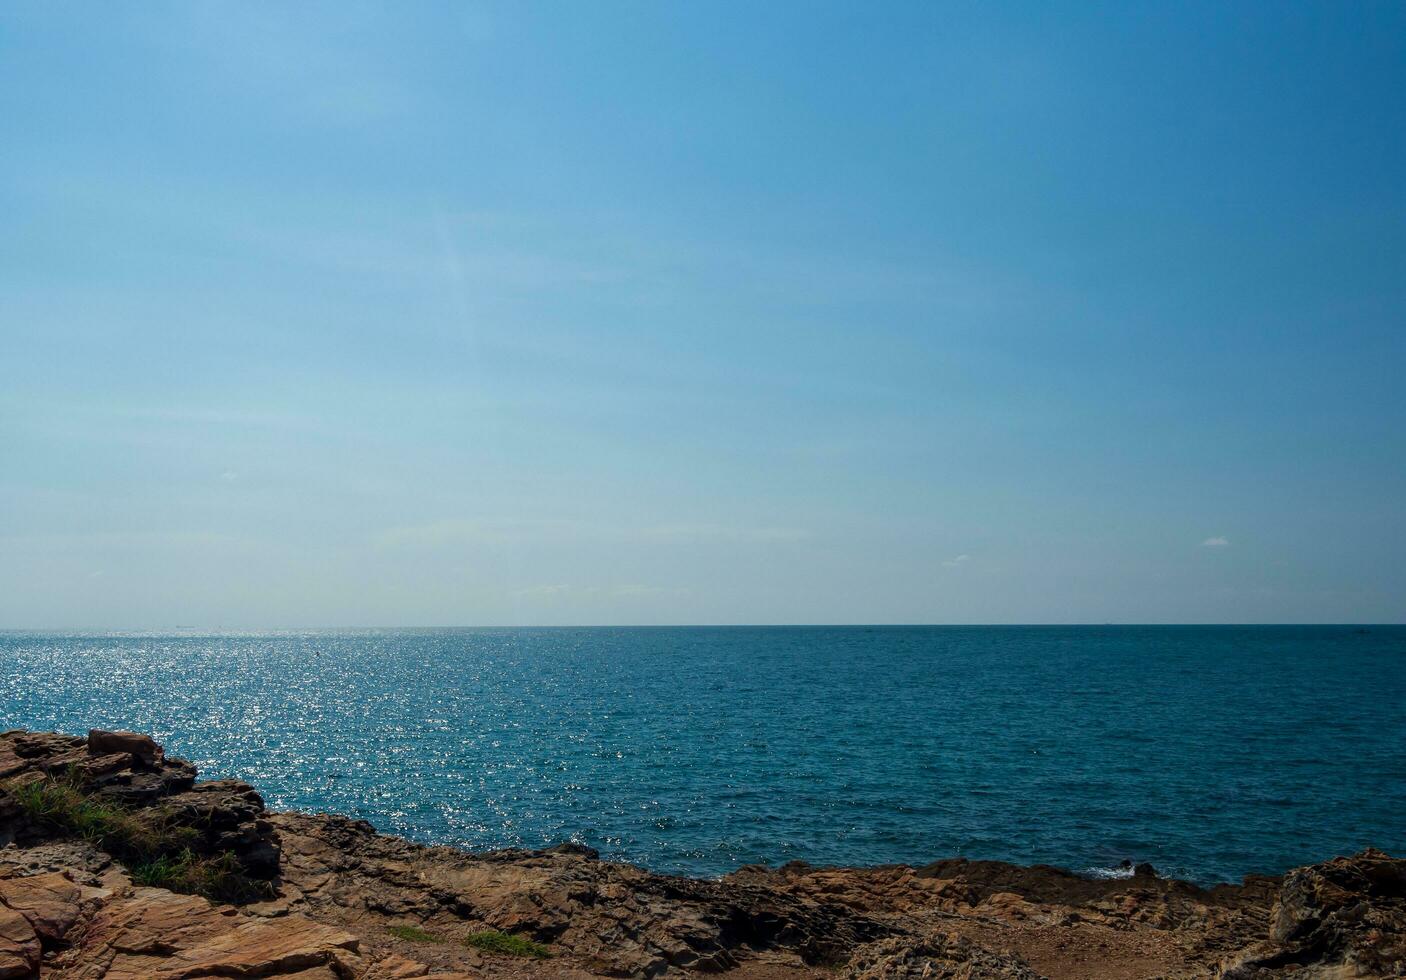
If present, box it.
[0,729,1401,979]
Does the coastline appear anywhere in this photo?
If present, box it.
[10,625,1399,890]
[1,728,1401,979]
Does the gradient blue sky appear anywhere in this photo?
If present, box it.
[3,2,1404,627]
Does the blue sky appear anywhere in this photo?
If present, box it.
[2,1,1403,626]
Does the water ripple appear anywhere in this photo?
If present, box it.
[1,625,1403,884]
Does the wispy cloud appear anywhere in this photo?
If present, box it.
[1201,537,1230,548]
[942,554,971,567]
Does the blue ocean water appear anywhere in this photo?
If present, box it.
[2,626,1403,884]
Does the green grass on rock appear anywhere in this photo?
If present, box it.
[464,930,552,958]
[388,924,442,943]
[10,771,268,903]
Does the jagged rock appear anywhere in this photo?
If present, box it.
[273,811,893,976]
[1218,849,1406,978]
[845,934,1045,980]
[0,731,274,879]
[84,758,198,807]
[1271,849,1405,946]
[157,780,281,878]
[0,734,84,782]
[0,730,197,815]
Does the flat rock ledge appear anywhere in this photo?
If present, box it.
[0,730,1401,980]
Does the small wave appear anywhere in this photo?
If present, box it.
[1081,864,1136,880]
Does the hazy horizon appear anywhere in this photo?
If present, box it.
[4,622,1403,635]
[4,2,1404,628]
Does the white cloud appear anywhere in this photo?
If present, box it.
[1201,537,1230,548]
[943,554,970,567]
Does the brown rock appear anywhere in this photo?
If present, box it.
[272,811,892,976]
[0,842,113,881]
[367,955,476,980]
[1220,849,1406,977]
[1271,848,1405,946]
[62,885,362,979]
[3,729,1402,980]
[0,870,110,980]
[371,953,433,978]
[156,779,281,878]
[86,730,163,766]
[0,729,197,823]
[0,871,100,943]
[981,890,1036,921]
[0,730,272,882]
[0,904,40,980]
[80,753,136,780]
[845,934,1046,980]
[86,759,199,806]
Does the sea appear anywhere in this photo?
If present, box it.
[2,626,1403,885]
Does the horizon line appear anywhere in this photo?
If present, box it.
[2,622,1400,633]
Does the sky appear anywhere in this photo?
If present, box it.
[2,1,1404,627]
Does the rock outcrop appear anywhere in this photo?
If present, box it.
[1,729,1403,980]
[0,730,277,880]
[267,811,892,977]
[1217,849,1406,978]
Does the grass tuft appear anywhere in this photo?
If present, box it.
[388,924,442,943]
[464,930,552,958]
[127,849,272,904]
[13,776,128,843]
[10,771,268,903]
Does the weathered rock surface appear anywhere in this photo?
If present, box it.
[83,732,162,768]
[267,811,892,977]
[0,731,197,812]
[845,934,1045,980]
[1217,848,1406,978]
[157,780,282,878]
[1,729,1403,980]
[50,885,363,979]
[0,863,483,980]
[0,729,276,879]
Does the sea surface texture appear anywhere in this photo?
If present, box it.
[2,626,1403,884]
